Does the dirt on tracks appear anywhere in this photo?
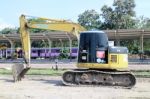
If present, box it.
[0,75,150,99]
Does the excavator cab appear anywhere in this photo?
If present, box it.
[78,31,108,64]
[77,31,129,69]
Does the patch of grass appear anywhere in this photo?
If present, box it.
[0,69,11,75]
[132,70,150,78]
[0,68,150,77]
[0,68,66,76]
[27,69,65,76]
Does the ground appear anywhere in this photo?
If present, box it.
[0,63,150,99]
[0,75,150,99]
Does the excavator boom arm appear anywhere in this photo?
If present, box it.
[12,14,86,82]
[20,14,86,66]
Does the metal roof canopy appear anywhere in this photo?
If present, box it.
[104,29,150,40]
[0,31,77,41]
[0,29,150,41]
[0,29,150,52]
[104,29,150,52]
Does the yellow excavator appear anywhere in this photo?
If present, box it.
[12,14,136,88]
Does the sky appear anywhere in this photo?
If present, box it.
[0,0,150,30]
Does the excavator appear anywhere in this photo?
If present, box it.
[12,14,136,88]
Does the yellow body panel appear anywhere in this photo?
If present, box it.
[77,54,128,70]
[108,54,128,69]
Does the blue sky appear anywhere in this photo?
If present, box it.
[0,0,150,30]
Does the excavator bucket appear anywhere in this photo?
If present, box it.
[12,64,30,82]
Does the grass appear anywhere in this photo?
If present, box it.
[0,68,66,76]
[0,68,150,77]
[131,70,150,78]
[27,69,65,76]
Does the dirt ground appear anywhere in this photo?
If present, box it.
[0,75,150,99]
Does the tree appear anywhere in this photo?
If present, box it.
[120,40,140,54]
[0,28,19,34]
[100,5,115,29]
[78,9,101,30]
[101,0,136,29]
[100,0,138,53]
[135,16,150,29]
[135,16,150,51]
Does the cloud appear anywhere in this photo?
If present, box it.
[0,18,15,30]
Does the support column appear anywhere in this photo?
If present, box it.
[0,50,2,58]
[43,34,52,59]
[140,35,143,52]
[30,40,33,46]
[30,40,34,59]
[47,39,52,53]
[114,30,117,46]
[47,38,52,59]
[69,39,72,62]
[3,35,15,58]
[139,30,144,60]
[116,29,120,46]
[66,33,72,61]
[140,33,144,52]
[59,39,63,53]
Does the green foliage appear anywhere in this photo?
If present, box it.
[132,70,150,77]
[29,28,46,33]
[0,68,65,76]
[59,48,69,59]
[101,0,136,29]
[134,16,150,51]
[77,0,145,54]
[0,28,19,34]
[78,9,101,30]
[100,5,115,29]
[120,40,140,54]
[32,40,49,48]
[100,0,138,53]
[143,39,150,51]
[135,16,150,29]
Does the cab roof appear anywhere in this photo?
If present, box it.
[80,31,105,34]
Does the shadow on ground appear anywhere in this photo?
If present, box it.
[0,78,14,83]
[30,78,64,86]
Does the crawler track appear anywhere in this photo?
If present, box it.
[62,69,136,88]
